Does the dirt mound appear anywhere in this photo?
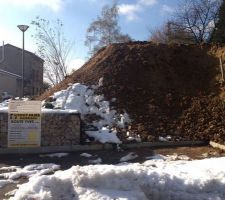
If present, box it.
[39,42,225,144]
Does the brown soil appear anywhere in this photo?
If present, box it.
[38,42,225,144]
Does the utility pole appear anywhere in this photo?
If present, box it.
[17,25,29,98]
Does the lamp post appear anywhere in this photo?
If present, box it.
[17,25,29,98]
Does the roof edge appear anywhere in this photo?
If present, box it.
[0,43,44,62]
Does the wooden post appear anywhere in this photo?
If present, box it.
[219,56,224,83]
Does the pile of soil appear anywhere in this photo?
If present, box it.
[38,42,225,144]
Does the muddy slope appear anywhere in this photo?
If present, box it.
[39,42,225,144]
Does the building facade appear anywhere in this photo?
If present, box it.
[0,44,44,97]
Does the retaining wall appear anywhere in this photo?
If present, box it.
[0,111,81,148]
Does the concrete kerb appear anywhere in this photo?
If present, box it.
[0,141,208,154]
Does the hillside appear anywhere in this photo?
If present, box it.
[39,42,225,144]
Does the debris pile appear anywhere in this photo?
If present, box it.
[39,42,225,144]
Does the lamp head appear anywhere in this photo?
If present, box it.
[17,25,29,32]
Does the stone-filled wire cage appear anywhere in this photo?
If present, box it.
[0,111,81,148]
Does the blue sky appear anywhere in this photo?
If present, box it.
[0,0,179,72]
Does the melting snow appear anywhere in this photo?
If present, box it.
[88,158,102,164]
[120,152,139,162]
[86,127,122,144]
[39,153,69,158]
[80,153,92,158]
[50,83,131,143]
[145,154,191,161]
[2,164,59,180]
[0,179,15,188]
[0,83,131,144]
[145,154,166,160]
[127,135,142,142]
[8,157,225,200]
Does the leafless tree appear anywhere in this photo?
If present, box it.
[31,17,73,86]
[173,0,221,43]
[150,21,195,44]
[85,2,132,55]
[150,24,170,44]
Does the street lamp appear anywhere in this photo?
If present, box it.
[17,25,29,98]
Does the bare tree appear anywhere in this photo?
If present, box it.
[85,2,132,55]
[31,17,73,86]
[150,24,170,44]
[173,0,221,43]
[150,21,195,44]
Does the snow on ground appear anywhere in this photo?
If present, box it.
[168,153,191,161]
[0,83,131,144]
[1,164,60,180]
[39,153,69,158]
[88,158,102,164]
[120,152,138,162]
[86,127,121,144]
[80,153,93,158]
[145,154,167,160]
[159,135,172,142]
[80,153,102,164]
[0,179,15,188]
[50,83,130,127]
[0,164,60,189]
[9,157,225,200]
[50,83,130,143]
[145,154,191,161]
[126,132,142,143]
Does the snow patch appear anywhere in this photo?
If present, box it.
[80,153,93,158]
[145,154,166,160]
[0,180,15,188]
[49,83,131,143]
[86,127,122,144]
[0,164,60,189]
[11,157,225,200]
[127,134,142,142]
[88,158,102,164]
[0,83,131,144]
[39,153,69,158]
[120,152,138,162]
[8,165,58,180]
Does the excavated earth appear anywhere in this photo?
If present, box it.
[38,42,225,144]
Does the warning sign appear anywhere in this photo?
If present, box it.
[8,101,41,148]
